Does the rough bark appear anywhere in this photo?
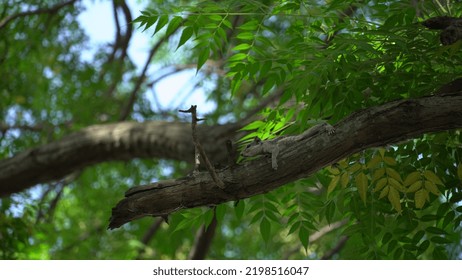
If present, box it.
[0,121,243,196]
[109,93,462,229]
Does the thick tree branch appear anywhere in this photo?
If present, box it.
[109,93,462,229]
[0,121,243,197]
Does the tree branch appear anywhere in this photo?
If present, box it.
[0,121,243,197]
[109,93,462,229]
[0,0,78,30]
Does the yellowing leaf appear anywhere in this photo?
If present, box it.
[374,177,387,192]
[327,166,340,175]
[384,156,397,166]
[379,186,389,199]
[367,155,382,169]
[404,171,421,187]
[355,172,368,205]
[407,180,422,193]
[372,168,385,182]
[386,167,402,182]
[337,159,349,169]
[340,172,349,189]
[350,162,362,173]
[424,180,440,196]
[327,175,340,196]
[232,43,252,51]
[415,189,428,209]
[388,186,402,213]
[423,170,443,186]
[378,148,385,158]
[388,177,404,192]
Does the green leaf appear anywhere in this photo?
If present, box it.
[425,226,447,235]
[260,218,271,243]
[288,220,300,235]
[420,214,438,221]
[325,201,336,224]
[431,236,452,244]
[239,19,259,31]
[418,240,430,254]
[208,14,222,21]
[154,15,169,35]
[299,225,310,250]
[382,232,392,245]
[142,15,158,32]
[228,53,247,62]
[432,247,448,259]
[196,47,210,72]
[233,43,252,51]
[412,230,425,243]
[234,200,245,220]
[177,26,194,50]
[236,32,255,40]
[442,210,455,229]
[166,16,183,36]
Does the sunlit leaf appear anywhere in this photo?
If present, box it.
[154,15,169,34]
[177,26,194,49]
[166,16,183,36]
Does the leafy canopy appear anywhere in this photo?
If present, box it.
[1,0,462,259]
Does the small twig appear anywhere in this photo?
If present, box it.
[179,105,225,189]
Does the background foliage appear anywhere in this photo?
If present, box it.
[1,0,462,259]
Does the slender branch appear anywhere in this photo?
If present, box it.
[0,0,78,30]
[118,19,184,120]
[180,105,225,189]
